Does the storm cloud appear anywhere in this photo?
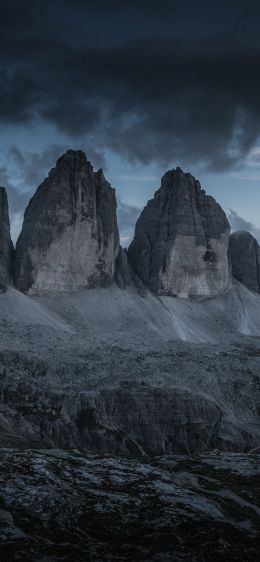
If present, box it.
[1,1,260,170]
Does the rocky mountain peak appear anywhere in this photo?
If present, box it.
[128,168,231,297]
[55,148,92,170]
[14,150,119,294]
[0,187,13,291]
[229,230,260,293]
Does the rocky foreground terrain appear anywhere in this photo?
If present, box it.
[0,282,260,455]
[1,151,260,559]
[0,284,260,560]
[0,448,259,562]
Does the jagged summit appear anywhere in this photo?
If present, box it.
[14,150,120,294]
[229,230,260,294]
[0,187,13,291]
[128,168,231,297]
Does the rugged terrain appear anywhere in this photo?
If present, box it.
[0,448,259,562]
[0,282,260,455]
[1,284,260,561]
[1,157,260,560]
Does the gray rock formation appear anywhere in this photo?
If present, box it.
[0,187,13,291]
[115,246,146,294]
[14,150,119,294]
[229,230,260,293]
[1,282,260,455]
[0,338,259,455]
[0,449,259,562]
[128,167,231,297]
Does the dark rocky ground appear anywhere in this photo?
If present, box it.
[0,286,260,560]
[0,340,260,455]
[0,339,259,561]
[0,448,259,562]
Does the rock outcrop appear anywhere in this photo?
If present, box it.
[0,187,13,291]
[14,150,119,294]
[229,230,260,293]
[128,167,231,297]
[115,247,146,294]
[1,450,258,562]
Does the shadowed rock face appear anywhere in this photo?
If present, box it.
[0,187,13,291]
[229,230,260,293]
[14,150,120,294]
[128,167,231,297]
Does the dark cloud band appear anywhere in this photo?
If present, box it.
[1,1,260,169]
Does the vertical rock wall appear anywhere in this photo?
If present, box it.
[14,150,119,294]
[0,187,13,291]
[128,167,230,297]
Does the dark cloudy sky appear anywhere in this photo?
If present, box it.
[1,0,260,243]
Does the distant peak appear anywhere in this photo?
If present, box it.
[230,229,254,239]
[162,166,185,178]
[56,149,89,166]
[0,186,8,204]
[54,149,93,174]
[160,167,203,194]
[65,149,86,159]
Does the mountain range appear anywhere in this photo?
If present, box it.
[1,149,260,298]
[0,149,260,455]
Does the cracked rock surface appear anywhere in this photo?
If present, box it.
[128,167,230,297]
[0,448,259,562]
[14,150,119,294]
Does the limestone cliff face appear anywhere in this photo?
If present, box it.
[14,150,120,294]
[128,167,231,297]
[229,230,260,293]
[0,187,13,291]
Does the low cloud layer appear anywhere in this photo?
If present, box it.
[228,210,260,243]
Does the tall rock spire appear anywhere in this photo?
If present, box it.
[128,167,231,297]
[0,187,13,291]
[14,150,119,294]
[229,230,260,293]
